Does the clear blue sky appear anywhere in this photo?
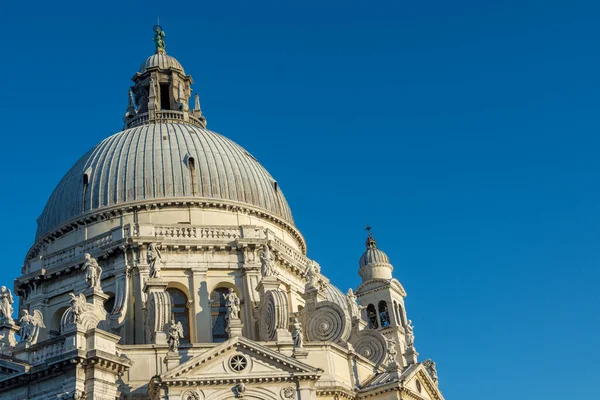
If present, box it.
[1,1,598,398]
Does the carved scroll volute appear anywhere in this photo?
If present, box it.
[258,290,289,341]
[110,247,133,330]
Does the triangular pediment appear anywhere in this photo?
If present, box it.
[359,363,443,400]
[407,366,444,400]
[162,336,321,383]
[0,358,29,381]
[356,278,406,297]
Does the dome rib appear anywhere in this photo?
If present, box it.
[36,124,295,240]
[139,53,184,73]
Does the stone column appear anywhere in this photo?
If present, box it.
[144,279,171,345]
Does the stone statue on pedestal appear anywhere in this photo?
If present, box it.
[166,318,184,352]
[0,286,14,323]
[260,244,277,277]
[304,260,319,288]
[424,359,438,383]
[346,288,365,319]
[292,316,303,349]
[224,289,240,320]
[406,320,415,347]
[19,309,45,344]
[147,243,163,278]
[83,253,102,290]
[69,293,87,324]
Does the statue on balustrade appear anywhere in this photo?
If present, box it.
[0,286,14,324]
[147,243,163,278]
[260,244,277,277]
[83,253,102,290]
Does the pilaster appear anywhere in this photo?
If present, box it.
[298,381,316,400]
[192,267,211,342]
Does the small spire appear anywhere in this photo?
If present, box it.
[194,93,201,112]
[365,225,377,249]
[153,24,166,54]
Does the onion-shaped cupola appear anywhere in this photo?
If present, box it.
[358,228,394,282]
[123,25,206,129]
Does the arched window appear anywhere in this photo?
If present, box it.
[366,304,379,329]
[51,307,69,337]
[167,288,190,342]
[188,157,198,196]
[210,288,230,342]
[378,301,390,328]
[82,174,89,213]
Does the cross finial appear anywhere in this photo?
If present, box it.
[365,225,377,248]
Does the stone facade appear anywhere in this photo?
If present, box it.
[0,26,445,400]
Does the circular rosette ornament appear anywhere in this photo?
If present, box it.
[350,329,387,366]
[281,386,297,400]
[303,302,351,343]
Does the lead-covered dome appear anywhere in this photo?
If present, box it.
[139,53,184,73]
[358,234,393,282]
[36,124,294,240]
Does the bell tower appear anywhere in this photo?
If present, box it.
[354,227,418,366]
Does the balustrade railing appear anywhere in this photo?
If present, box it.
[30,339,66,365]
[125,111,205,129]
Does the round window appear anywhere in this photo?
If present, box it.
[229,355,248,372]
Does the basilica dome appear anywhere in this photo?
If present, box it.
[36,124,294,240]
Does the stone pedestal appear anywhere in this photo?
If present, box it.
[164,351,182,371]
[144,279,171,345]
[404,345,419,365]
[0,322,19,351]
[256,276,281,293]
[226,318,244,338]
[293,347,309,360]
[84,287,109,307]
